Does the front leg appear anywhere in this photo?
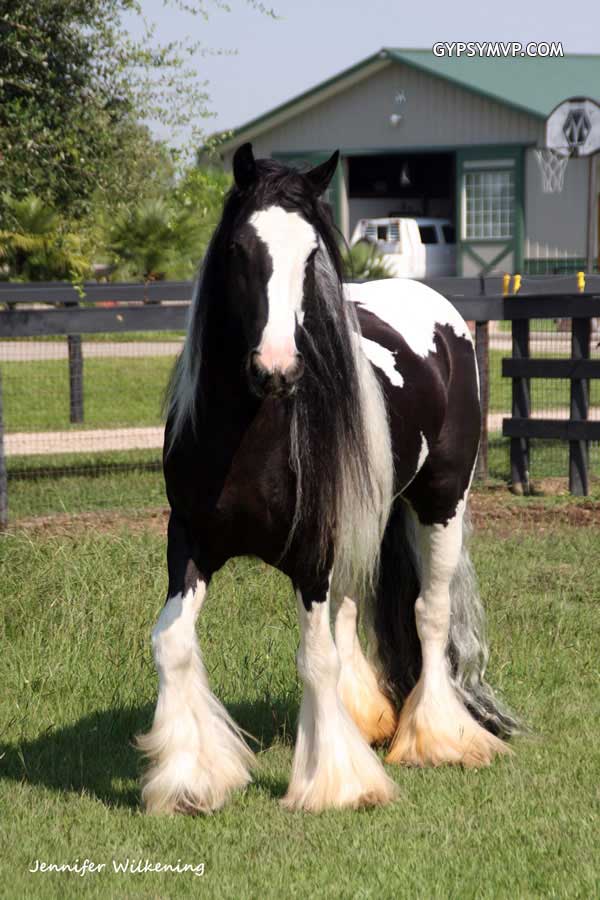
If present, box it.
[335,595,397,745]
[136,513,254,814]
[282,576,398,812]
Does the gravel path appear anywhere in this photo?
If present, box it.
[6,408,600,457]
[0,341,183,361]
[5,426,164,457]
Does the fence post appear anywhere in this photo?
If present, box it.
[68,334,84,423]
[510,318,531,493]
[0,371,8,528]
[475,321,489,480]
[569,317,591,495]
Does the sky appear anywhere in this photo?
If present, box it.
[125,0,600,145]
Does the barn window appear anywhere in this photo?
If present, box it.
[464,170,514,240]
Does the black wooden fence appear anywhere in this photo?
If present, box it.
[1,277,600,525]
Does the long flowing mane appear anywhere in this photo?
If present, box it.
[166,158,393,593]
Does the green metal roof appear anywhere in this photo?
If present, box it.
[386,48,600,118]
[216,48,600,147]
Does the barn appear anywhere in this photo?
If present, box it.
[215,48,600,276]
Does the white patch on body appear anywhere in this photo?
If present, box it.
[360,336,404,387]
[250,206,317,372]
[282,590,397,811]
[417,433,429,471]
[345,278,472,358]
[137,582,253,814]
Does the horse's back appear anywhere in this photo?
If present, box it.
[348,278,480,508]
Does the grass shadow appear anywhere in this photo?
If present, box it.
[0,696,299,809]
[229,696,299,753]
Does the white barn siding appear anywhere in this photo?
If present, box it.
[524,151,590,264]
[233,62,543,158]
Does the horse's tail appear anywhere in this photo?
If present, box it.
[369,500,521,738]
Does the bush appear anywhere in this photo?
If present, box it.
[0,194,90,281]
[341,240,394,281]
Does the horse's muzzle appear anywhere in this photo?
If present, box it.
[247,350,305,398]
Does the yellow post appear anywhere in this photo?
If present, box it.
[513,274,521,294]
[502,273,510,296]
[577,271,585,293]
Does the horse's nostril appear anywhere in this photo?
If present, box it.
[249,350,261,374]
[286,353,305,385]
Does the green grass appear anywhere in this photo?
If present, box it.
[4,438,600,521]
[3,347,599,436]
[6,450,164,519]
[1,524,599,898]
[488,350,600,412]
[2,356,173,431]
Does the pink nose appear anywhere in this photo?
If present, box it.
[256,337,297,373]
[248,350,305,397]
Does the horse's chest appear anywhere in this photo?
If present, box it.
[196,402,294,562]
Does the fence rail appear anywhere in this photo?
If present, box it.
[1,278,600,525]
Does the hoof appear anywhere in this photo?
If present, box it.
[281,767,398,813]
[338,675,397,746]
[386,682,512,768]
[282,694,398,813]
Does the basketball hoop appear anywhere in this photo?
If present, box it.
[534,147,570,194]
[537,97,600,194]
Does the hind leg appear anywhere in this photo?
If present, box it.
[136,514,253,813]
[335,596,397,745]
[386,500,510,768]
[283,581,397,812]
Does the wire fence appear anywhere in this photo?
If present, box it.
[1,278,600,521]
[1,331,180,519]
[487,317,600,486]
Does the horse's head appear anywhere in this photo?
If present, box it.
[226,143,339,399]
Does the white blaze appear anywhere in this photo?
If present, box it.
[250,206,317,372]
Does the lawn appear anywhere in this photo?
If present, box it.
[6,438,600,521]
[1,513,599,898]
[2,346,600,435]
[6,450,164,520]
[2,356,174,431]
[488,349,600,413]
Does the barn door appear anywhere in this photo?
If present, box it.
[456,147,524,276]
[272,151,343,230]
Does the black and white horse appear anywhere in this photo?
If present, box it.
[137,145,518,814]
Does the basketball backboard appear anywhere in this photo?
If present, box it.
[545,97,600,157]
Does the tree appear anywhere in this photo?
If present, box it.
[0,1,272,223]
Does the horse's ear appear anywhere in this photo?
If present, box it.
[304,151,340,196]
[233,143,257,191]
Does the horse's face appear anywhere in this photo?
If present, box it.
[228,206,316,398]
[228,144,339,399]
